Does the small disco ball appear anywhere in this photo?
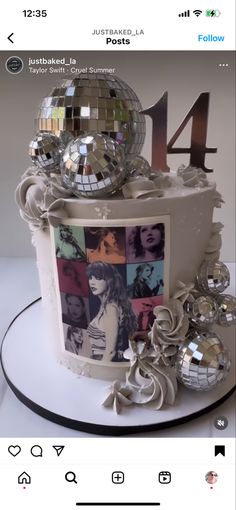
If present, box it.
[29,132,62,172]
[126,155,151,178]
[175,329,231,391]
[196,260,230,295]
[185,294,218,329]
[58,130,74,147]
[216,294,236,327]
[63,133,126,198]
[36,74,146,157]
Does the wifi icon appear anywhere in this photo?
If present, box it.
[193,9,202,16]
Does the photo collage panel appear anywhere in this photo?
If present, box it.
[54,222,166,363]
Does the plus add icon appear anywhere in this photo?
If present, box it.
[112,471,125,484]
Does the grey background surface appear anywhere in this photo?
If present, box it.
[0,51,235,259]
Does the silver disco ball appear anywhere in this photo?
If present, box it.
[63,133,126,198]
[175,329,231,391]
[126,155,151,178]
[29,132,62,172]
[216,294,236,327]
[36,74,146,157]
[185,294,218,328]
[58,130,74,147]
[196,260,230,295]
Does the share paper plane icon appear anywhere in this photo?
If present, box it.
[52,445,65,457]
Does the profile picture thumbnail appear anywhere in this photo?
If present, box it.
[205,471,218,484]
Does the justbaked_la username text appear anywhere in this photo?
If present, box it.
[92,28,144,45]
[92,28,144,35]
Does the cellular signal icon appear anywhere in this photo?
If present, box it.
[178,9,190,17]
[193,9,202,16]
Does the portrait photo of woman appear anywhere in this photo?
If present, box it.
[87,261,137,362]
[57,259,89,296]
[85,227,126,264]
[137,301,155,331]
[65,326,84,354]
[127,223,165,263]
[127,262,164,299]
[131,295,163,330]
[64,326,91,357]
[55,225,86,260]
[62,293,88,328]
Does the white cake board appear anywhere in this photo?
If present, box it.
[1,299,235,436]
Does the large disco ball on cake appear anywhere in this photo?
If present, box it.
[175,329,231,391]
[36,74,146,157]
[63,133,126,198]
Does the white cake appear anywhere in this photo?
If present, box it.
[15,73,234,413]
[16,170,221,382]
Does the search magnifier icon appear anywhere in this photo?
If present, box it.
[65,471,77,484]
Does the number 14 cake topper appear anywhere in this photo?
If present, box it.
[142,92,217,172]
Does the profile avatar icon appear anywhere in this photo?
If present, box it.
[5,56,24,74]
[205,471,218,484]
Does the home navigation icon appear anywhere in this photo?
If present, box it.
[18,472,31,484]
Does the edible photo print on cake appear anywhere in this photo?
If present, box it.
[126,224,165,263]
[85,227,126,264]
[63,324,91,358]
[52,218,169,364]
[127,261,164,299]
[54,225,86,260]
[131,297,163,331]
[60,292,89,328]
[56,259,89,297]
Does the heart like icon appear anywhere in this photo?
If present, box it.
[8,445,21,457]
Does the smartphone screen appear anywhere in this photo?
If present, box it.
[0,2,235,509]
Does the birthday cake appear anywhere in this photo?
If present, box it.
[15,74,235,413]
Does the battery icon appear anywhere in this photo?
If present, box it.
[205,9,221,17]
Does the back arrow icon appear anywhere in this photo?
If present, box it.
[8,33,14,43]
